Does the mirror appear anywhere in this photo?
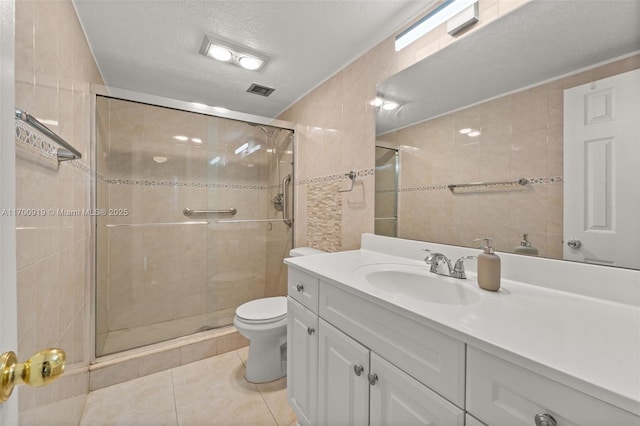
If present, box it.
[375,0,640,269]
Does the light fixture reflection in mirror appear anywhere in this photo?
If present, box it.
[375,0,640,270]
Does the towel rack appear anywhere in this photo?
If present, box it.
[106,221,209,228]
[448,177,528,192]
[15,108,82,161]
[338,171,357,193]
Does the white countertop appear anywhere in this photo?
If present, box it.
[285,243,640,416]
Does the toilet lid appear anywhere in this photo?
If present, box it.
[236,296,287,323]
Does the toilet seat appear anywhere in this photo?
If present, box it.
[235,296,287,324]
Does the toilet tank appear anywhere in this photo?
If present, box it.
[289,247,326,257]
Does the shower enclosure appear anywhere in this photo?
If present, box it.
[374,145,398,237]
[94,95,294,356]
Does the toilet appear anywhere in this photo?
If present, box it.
[234,247,326,383]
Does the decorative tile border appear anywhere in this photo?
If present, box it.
[298,168,374,185]
[104,178,279,191]
[376,176,564,193]
[15,121,90,175]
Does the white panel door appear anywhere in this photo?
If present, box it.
[564,68,640,268]
[286,298,318,426]
[0,0,18,423]
[369,353,464,426]
[318,319,370,426]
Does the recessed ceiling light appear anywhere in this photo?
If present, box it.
[239,56,263,70]
[459,128,472,134]
[373,97,384,107]
[468,130,481,137]
[200,35,269,72]
[153,156,168,163]
[208,45,232,62]
[382,101,399,111]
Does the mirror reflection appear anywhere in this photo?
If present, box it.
[375,1,640,269]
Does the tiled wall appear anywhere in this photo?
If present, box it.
[14,0,103,423]
[96,97,293,356]
[377,54,640,258]
[279,0,530,252]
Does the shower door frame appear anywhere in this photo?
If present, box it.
[88,85,295,362]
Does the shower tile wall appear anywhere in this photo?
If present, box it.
[377,54,640,258]
[14,0,104,423]
[279,0,531,252]
[96,98,291,356]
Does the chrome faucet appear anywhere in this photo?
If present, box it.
[424,249,477,279]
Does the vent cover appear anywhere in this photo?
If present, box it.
[247,83,275,97]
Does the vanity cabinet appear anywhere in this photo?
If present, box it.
[466,347,640,426]
[318,318,464,425]
[287,298,319,426]
[288,268,465,425]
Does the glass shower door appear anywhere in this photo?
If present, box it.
[95,96,294,357]
[374,146,398,237]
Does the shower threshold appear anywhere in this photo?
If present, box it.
[99,308,236,356]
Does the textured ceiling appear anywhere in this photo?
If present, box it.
[73,0,433,118]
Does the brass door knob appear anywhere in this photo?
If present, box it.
[0,348,66,403]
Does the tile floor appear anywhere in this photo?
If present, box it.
[80,347,297,426]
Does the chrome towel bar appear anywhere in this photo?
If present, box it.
[216,218,290,224]
[448,177,528,191]
[183,207,237,216]
[15,108,82,161]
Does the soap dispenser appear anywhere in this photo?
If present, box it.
[474,238,501,291]
[514,233,539,256]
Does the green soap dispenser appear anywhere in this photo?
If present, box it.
[474,238,501,292]
[514,233,539,256]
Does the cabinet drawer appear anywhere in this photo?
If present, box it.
[467,346,640,426]
[319,282,466,407]
[288,267,319,313]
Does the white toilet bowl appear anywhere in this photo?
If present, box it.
[234,246,326,383]
[234,296,288,383]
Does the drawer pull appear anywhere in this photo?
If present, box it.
[296,283,304,292]
[534,413,557,426]
[367,373,378,386]
[307,327,315,335]
[353,365,364,376]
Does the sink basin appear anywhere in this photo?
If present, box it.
[355,264,482,306]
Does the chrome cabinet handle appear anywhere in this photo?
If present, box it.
[307,327,315,335]
[367,373,378,386]
[534,413,557,426]
[567,239,582,249]
[353,365,364,376]
[296,283,304,292]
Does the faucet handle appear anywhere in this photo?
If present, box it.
[453,256,477,279]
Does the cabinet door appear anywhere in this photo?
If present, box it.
[287,298,319,426]
[369,353,464,426]
[318,319,370,426]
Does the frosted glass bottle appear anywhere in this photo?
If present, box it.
[475,238,501,291]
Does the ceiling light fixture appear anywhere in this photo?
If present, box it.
[395,0,478,51]
[381,101,400,111]
[374,95,402,111]
[200,35,269,72]
[153,156,168,164]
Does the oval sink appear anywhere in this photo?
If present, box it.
[356,265,482,306]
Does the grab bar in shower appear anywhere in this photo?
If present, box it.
[282,174,292,227]
[106,221,209,228]
[15,108,82,161]
[183,207,237,217]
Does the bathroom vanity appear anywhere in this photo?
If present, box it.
[285,234,640,426]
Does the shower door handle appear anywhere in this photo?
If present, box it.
[282,175,292,227]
